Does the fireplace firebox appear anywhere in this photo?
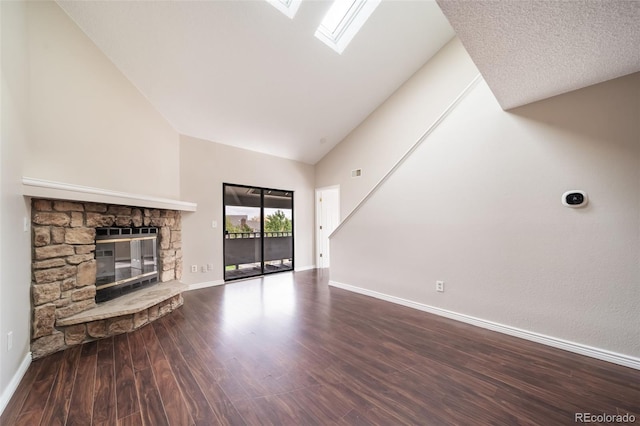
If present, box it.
[95,227,159,302]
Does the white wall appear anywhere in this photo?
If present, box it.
[315,38,479,219]
[1,1,185,411]
[0,0,32,412]
[180,135,316,285]
[25,1,180,199]
[330,73,640,359]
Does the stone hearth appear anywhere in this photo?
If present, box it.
[30,198,184,358]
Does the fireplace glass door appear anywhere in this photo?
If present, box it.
[95,227,158,302]
[223,184,294,281]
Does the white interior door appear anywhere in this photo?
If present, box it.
[316,187,340,268]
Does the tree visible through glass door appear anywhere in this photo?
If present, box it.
[223,184,294,280]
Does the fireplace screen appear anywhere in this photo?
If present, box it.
[95,227,158,302]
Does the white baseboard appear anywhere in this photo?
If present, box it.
[186,267,316,291]
[294,265,316,272]
[0,352,32,417]
[329,281,640,371]
[187,280,225,291]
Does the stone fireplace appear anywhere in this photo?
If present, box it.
[30,198,185,358]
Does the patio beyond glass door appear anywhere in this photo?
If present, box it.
[224,184,294,281]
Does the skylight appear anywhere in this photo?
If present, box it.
[266,0,302,19]
[315,0,381,54]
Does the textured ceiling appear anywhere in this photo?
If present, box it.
[437,0,640,110]
[57,0,455,164]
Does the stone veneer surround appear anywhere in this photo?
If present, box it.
[30,198,183,358]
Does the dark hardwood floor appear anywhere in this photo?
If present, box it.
[2,269,639,425]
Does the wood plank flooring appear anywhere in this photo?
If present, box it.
[2,269,639,425]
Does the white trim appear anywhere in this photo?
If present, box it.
[315,0,381,54]
[188,269,316,290]
[316,186,340,268]
[294,265,316,272]
[329,280,640,371]
[22,177,197,212]
[265,0,302,19]
[187,280,225,291]
[330,74,482,238]
[315,184,341,192]
[0,352,32,416]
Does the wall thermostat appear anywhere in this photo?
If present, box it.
[562,190,588,208]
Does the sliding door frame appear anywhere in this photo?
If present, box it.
[223,183,295,281]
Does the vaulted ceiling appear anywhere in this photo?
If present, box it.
[57,1,640,164]
[57,0,455,164]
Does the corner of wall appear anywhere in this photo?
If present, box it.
[1,0,32,414]
[329,73,640,360]
[25,1,180,199]
[315,37,480,220]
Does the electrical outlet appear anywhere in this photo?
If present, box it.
[436,281,444,292]
[191,265,198,273]
[201,266,206,273]
[207,263,213,271]
[7,331,13,351]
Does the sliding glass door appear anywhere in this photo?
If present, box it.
[223,184,293,281]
